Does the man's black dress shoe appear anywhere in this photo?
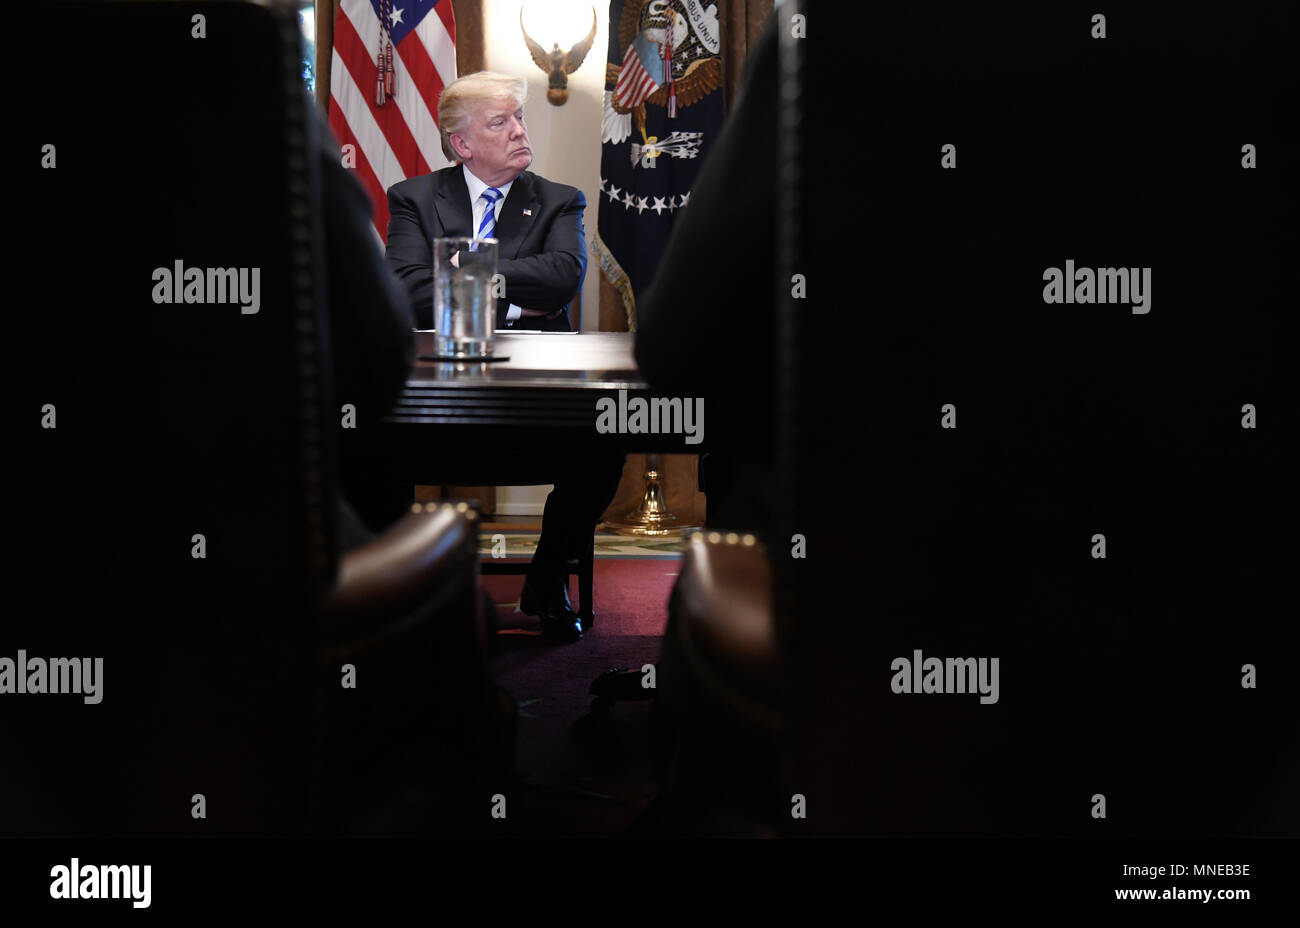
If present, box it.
[519,578,583,643]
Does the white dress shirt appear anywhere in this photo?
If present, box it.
[463,163,523,323]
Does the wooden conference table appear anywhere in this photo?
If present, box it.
[371,331,697,487]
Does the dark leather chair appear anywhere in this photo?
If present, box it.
[4,0,508,836]
[647,532,788,835]
[321,501,511,836]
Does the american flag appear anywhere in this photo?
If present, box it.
[612,32,664,110]
[328,0,457,241]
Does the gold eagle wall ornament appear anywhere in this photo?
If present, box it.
[521,7,599,105]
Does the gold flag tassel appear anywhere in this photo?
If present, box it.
[376,0,391,106]
[664,11,676,117]
[384,40,395,98]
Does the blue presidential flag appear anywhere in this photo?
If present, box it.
[595,0,724,330]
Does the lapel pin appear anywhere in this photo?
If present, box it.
[522,208,532,216]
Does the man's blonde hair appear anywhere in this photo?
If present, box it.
[438,71,528,162]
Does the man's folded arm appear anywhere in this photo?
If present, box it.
[497,189,587,311]
[384,186,435,328]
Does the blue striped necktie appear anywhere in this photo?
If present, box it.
[471,187,503,251]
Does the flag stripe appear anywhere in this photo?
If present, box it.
[396,27,449,154]
[421,7,458,85]
[434,0,456,43]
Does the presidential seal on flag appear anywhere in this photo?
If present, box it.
[605,0,722,146]
[594,0,723,332]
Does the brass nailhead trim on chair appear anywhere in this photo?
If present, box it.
[692,531,763,550]
[411,502,480,519]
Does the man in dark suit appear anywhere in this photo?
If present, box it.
[385,72,585,332]
[384,71,623,642]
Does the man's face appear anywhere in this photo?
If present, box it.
[453,96,532,186]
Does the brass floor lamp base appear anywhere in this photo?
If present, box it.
[600,454,697,537]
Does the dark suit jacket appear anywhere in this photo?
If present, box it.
[635,17,778,535]
[385,165,588,329]
[312,108,417,549]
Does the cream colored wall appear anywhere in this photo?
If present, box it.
[482,1,612,514]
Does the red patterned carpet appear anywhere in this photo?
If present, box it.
[483,559,677,836]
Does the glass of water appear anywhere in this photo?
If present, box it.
[433,236,497,358]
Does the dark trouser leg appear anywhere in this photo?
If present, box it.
[528,485,574,581]
[528,453,626,584]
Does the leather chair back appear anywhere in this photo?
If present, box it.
[7,1,337,835]
[776,0,1295,836]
